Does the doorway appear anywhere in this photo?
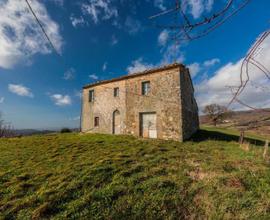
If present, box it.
[140,112,157,138]
[113,110,121,134]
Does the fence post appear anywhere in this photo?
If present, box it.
[239,130,245,144]
[263,140,269,160]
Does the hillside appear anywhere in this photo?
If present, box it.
[200,109,270,136]
[1,129,270,219]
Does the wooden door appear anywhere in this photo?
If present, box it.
[140,113,157,138]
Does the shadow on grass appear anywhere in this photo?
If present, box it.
[190,129,265,147]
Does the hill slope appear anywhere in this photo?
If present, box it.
[200,109,270,136]
[1,129,270,219]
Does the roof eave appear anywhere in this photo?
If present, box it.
[83,63,184,89]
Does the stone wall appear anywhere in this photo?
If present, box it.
[125,67,182,140]
[81,64,199,141]
[179,68,199,140]
[81,80,126,133]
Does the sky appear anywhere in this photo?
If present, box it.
[0,0,269,129]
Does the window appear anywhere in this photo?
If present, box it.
[94,117,99,127]
[114,87,119,97]
[142,81,150,95]
[89,90,94,102]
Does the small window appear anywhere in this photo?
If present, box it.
[89,90,94,102]
[142,81,150,95]
[94,117,99,127]
[114,87,119,97]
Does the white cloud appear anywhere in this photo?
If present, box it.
[70,15,87,28]
[127,43,185,75]
[188,62,201,77]
[158,30,169,46]
[81,0,118,24]
[161,44,185,65]
[69,116,80,121]
[154,0,166,11]
[195,33,270,111]
[0,97,4,103]
[8,84,34,98]
[205,0,214,12]
[182,0,214,19]
[125,17,143,35]
[74,90,82,99]
[102,62,107,71]
[0,0,63,69]
[127,58,154,74]
[111,35,118,45]
[203,58,220,67]
[185,0,204,19]
[187,58,220,78]
[50,94,72,106]
[63,68,75,80]
[89,74,98,80]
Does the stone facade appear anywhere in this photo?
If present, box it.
[81,63,199,141]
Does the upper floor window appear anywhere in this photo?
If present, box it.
[89,90,94,102]
[94,117,99,127]
[142,81,150,95]
[114,87,119,97]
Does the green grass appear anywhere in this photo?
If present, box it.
[202,125,270,142]
[1,128,270,219]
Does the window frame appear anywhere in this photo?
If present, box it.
[113,87,119,97]
[94,117,99,127]
[141,81,150,95]
[89,89,94,102]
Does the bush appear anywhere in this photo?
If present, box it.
[60,128,72,133]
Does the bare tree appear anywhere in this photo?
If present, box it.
[0,112,4,137]
[203,104,231,126]
[228,30,270,110]
[149,0,251,43]
[0,112,14,138]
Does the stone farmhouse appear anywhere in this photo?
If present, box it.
[81,63,199,141]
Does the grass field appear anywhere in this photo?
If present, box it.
[1,128,270,219]
[201,125,270,142]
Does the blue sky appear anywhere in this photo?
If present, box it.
[0,0,269,129]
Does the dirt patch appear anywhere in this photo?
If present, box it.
[226,177,244,189]
[189,169,216,181]
[186,159,216,181]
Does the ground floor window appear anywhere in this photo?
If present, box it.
[94,117,99,127]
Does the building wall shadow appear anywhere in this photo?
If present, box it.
[189,129,265,147]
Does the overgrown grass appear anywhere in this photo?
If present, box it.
[1,128,270,219]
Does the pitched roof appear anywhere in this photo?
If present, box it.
[83,63,184,89]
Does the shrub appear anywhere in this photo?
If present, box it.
[60,128,72,133]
